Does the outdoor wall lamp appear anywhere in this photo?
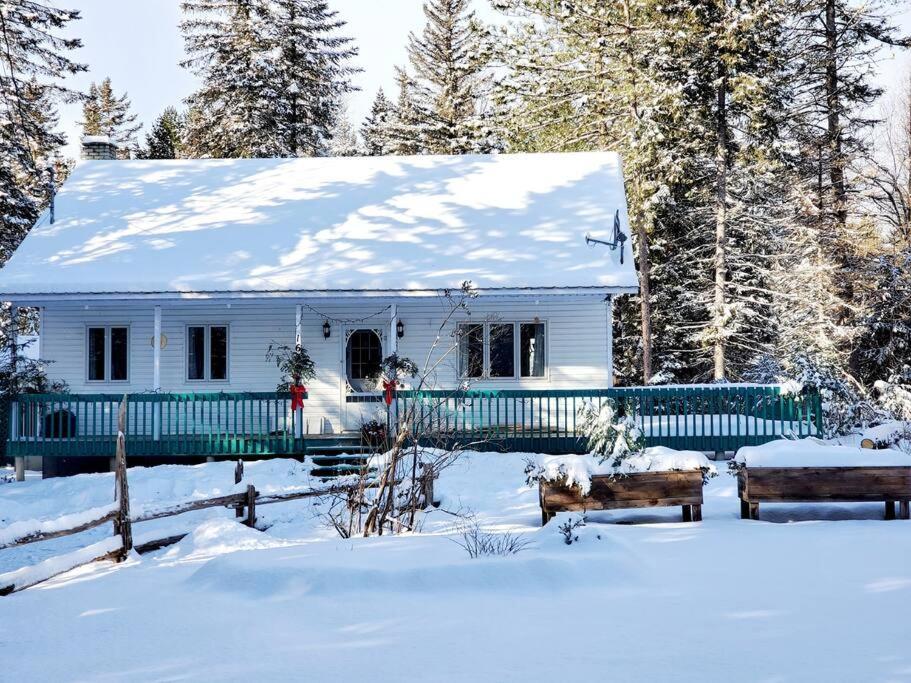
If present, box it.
[396,319,404,339]
[322,320,331,339]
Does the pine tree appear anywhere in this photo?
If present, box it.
[269,0,359,156]
[405,0,500,154]
[361,88,396,156]
[387,67,430,155]
[181,0,274,158]
[0,1,83,264]
[181,0,358,158]
[139,107,186,159]
[80,77,142,155]
[326,106,360,156]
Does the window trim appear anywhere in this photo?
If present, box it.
[85,325,131,384]
[456,320,549,381]
[185,324,230,383]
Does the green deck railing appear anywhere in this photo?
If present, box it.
[389,385,823,454]
[7,392,307,458]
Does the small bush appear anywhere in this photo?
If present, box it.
[452,523,532,558]
[558,515,586,545]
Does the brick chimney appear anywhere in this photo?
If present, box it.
[80,135,118,160]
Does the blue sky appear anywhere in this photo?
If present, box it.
[57,0,910,158]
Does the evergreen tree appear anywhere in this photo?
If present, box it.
[0,1,83,263]
[405,0,500,154]
[180,0,358,158]
[387,67,430,155]
[139,107,186,159]
[181,0,274,158]
[325,106,360,156]
[80,77,142,155]
[269,0,359,156]
[361,88,396,156]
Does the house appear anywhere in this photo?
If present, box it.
[0,138,638,476]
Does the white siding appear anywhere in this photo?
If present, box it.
[37,294,612,433]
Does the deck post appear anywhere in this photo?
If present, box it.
[14,457,25,482]
[294,304,303,440]
[605,296,613,388]
[8,304,18,377]
[153,305,161,442]
[389,303,398,355]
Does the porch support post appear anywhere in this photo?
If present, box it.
[8,304,18,376]
[389,303,398,355]
[605,295,614,388]
[294,304,303,439]
[153,305,161,441]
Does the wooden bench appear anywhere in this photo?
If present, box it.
[539,470,704,525]
[737,466,911,520]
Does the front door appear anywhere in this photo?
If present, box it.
[341,326,385,431]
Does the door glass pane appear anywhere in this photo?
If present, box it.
[110,327,128,381]
[187,326,205,380]
[489,324,515,378]
[346,329,382,391]
[88,328,105,381]
[520,323,546,377]
[458,324,483,378]
[210,326,227,380]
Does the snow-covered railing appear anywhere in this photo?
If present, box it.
[389,384,823,454]
[7,391,307,459]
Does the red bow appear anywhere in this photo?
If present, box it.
[383,378,397,406]
[291,384,306,411]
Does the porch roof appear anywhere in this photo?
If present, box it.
[0,152,637,298]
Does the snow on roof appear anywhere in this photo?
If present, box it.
[0,152,638,297]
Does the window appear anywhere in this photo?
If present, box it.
[489,324,515,378]
[346,329,382,391]
[458,321,547,379]
[457,324,484,378]
[86,326,129,382]
[186,325,228,381]
[520,323,546,377]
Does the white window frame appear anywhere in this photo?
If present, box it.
[185,324,230,383]
[457,320,549,381]
[85,325,131,383]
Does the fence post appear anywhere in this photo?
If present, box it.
[244,485,256,527]
[114,395,132,560]
[235,459,244,518]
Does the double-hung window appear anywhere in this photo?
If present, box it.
[457,321,546,379]
[187,325,229,381]
[87,326,129,382]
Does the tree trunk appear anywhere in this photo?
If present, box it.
[622,0,653,384]
[825,0,847,233]
[713,61,729,381]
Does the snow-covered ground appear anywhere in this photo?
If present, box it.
[1,444,911,681]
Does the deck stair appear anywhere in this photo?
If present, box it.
[305,433,375,477]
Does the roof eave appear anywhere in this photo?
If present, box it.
[2,285,639,304]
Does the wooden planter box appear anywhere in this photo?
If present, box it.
[539,470,705,525]
[737,466,911,520]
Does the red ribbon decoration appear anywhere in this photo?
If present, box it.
[291,384,306,411]
[383,378,397,406]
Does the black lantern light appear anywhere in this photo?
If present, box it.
[322,320,331,339]
[396,319,404,339]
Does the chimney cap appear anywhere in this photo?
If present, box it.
[81,134,116,145]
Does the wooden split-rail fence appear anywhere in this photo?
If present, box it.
[0,396,422,596]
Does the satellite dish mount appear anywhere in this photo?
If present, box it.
[585,210,627,264]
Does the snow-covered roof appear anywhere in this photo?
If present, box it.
[0,152,638,298]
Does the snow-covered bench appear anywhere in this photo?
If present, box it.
[534,448,715,525]
[735,440,911,521]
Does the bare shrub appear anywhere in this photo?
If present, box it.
[451,521,533,558]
